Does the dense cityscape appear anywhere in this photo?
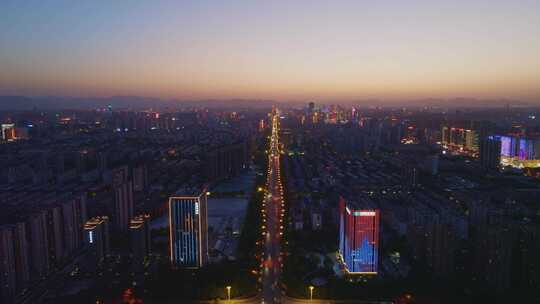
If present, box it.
[1,1,540,303]
[0,103,539,303]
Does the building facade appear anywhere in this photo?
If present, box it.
[84,216,110,266]
[339,197,380,274]
[490,135,540,168]
[0,227,16,304]
[441,126,479,155]
[169,189,208,268]
[130,214,151,268]
[112,166,134,231]
[480,137,502,170]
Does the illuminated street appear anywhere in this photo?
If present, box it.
[261,109,285,304]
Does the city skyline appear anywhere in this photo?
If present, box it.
[2,104,540,303]
[1,1,540,103]
[2,2,540,303]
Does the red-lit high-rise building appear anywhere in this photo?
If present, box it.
[339,197,380,274]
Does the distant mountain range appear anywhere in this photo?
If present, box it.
[0,95,535,111]
[322,98,535,108]
[0,95,278,111]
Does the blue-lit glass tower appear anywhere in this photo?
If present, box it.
[169,190,208,268]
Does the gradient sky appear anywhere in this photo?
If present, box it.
[1,1,539,102]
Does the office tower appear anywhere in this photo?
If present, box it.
[114,181,134,231]
[98,151,108,172]
[133,164,148,192]
[408,209,459,276]
[423,154,439,175]
[28,212,49,278]
[113,166,134,231]
[130,215,151,267]
[62,201,77,257]
[515,224,540,289]
[12,223,30,292]
[464,129,479,152]
[312,111,319,124]
[169,189,208,268]
[0,227,16,304]
[280,129,292,150]
[84,216,110,265]
[14,127,29,140]
[75,195,88,244]
[441,126,479,154]
[339,198,380,274]
[311,213,322,231]
[61,196,87,258]
[203,142,248,182]
[76,150,90,173]
[46,206,64,264]
[1,123,15,141]
[489,135,540,168]
[0,224,30,304]
[308,102,315,113]
[480,137,502,170]
[402,164,418,188]
[472,223,514,289]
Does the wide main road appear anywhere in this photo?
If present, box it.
[257,112,390,304]
[261,110,285,304]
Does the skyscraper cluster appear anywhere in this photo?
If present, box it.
[0,194,87,303]
[441,126,480,155]
[203,141,249,182]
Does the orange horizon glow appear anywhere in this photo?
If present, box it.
[1,1,539,103]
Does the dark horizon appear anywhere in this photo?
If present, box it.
[1,94,537,111]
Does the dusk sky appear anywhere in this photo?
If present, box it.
[1,1,539,102]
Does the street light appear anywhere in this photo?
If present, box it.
[226,286,231,301]
[309,285,314,301]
